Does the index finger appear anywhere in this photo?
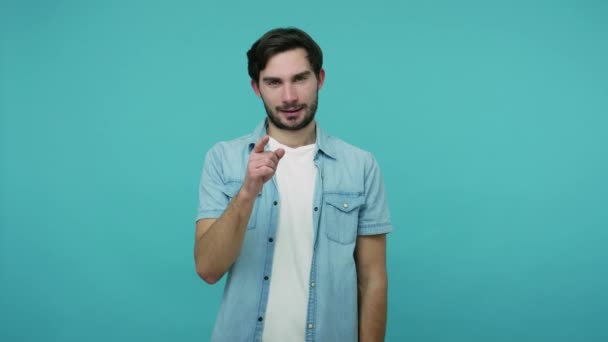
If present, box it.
[253,135,269,153]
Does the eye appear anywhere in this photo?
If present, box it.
[265,79,281,87]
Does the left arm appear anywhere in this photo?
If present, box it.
[356,234,388,342]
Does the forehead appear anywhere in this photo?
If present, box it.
[261,48,313,78]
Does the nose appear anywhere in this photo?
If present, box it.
[281,84,298,103]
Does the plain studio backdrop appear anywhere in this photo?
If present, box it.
[1,0,607,341]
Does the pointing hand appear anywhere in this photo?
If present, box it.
[242,135,285,199]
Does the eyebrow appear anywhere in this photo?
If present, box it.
[261,76,281,83]
[261,70,313,83]
[292,71,312,80]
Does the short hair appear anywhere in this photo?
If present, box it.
[247,27,323,84]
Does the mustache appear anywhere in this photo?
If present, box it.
[276,104,306,111]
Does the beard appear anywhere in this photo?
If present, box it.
[262,91,319,131]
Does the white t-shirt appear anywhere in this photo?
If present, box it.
[263,137,317,342]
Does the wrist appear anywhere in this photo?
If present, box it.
[236,186,258,203]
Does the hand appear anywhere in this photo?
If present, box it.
[241,135,285,199]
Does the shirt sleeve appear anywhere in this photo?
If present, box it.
[196,145,229,221]
[358,153,393,236]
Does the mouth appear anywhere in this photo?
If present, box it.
[279,106,305,119]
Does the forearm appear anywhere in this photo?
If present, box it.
[195,189,255,283]
[358,273,388,342]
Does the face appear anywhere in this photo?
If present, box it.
[252,48,325,131]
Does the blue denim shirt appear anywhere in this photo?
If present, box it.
[197,120,392,342]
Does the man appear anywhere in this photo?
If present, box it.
[194,27,392,342]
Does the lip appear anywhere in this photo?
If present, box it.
[279,107,303,118]
[280,107,303,113]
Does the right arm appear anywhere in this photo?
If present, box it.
[194,190,255,284]
[194,135,284,284]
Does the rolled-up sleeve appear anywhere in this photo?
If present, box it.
[197,145,228,221]
[357,153,393,236]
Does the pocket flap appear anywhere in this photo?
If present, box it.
[324,193,364,213]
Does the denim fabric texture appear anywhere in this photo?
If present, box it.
[197,120,393,342]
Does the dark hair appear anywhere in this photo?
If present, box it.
[247,27,323,84]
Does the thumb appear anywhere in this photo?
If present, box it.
[274,148,286,160]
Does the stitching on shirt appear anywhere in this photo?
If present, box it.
[197,209,224,217]
[322,191,363,196]
[358,222,392,229]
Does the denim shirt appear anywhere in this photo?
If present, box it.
[197,120,393,342]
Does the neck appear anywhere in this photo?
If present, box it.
[267,120,317,148]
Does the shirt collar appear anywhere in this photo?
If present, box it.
[247,119,337,159]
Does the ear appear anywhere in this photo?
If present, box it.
[251,79,262,98]
[317,68,326,90]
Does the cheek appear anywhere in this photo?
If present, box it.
[260,90,280,105]
[299,84,316,98]
[304,88,318,102]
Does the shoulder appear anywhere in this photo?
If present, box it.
[202,131,257,183]
[206,131,255,157]
[323,134,378,168]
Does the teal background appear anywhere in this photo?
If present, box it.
[1,0,607,341]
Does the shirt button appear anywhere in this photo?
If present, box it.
[264,276,269,280]
[311,282,315,287]
[343,203,349,209]
[314,206,318,211]
[308,323,314,329]
[258,317,263,322]
[268,238,274,243]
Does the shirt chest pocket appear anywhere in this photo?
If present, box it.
[222,181,257,230]
[323,193,365,245]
